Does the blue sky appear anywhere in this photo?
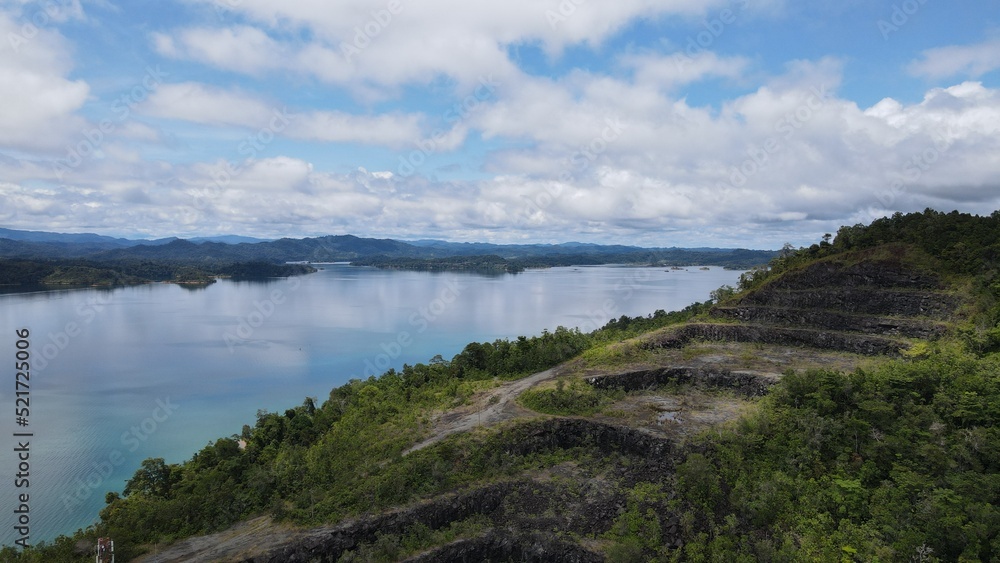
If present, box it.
[0,0,998,248]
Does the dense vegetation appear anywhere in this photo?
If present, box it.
[2,209,999,562]
[217,261,316,280]
[740,209,1000,290]
[519,378,623,416]
[0,258,315,286]
[0,259,147,286]
[668,353,1000,561]
[351,254,525,274]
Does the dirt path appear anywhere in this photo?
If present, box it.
[133,369,557,561]
[404,367,557,454]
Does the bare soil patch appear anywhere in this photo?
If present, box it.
[404,368,559,453]
[593,388,756,440]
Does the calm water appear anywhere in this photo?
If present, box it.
[0,264,742,545]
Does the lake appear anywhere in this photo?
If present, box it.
[0,264,743,545]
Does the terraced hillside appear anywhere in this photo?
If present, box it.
[549,246,965,442]
[702,251,956,351]
[713,251,957,334]
[123,244,978,563]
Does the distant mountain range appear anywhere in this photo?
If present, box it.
[0,228,268,246]
[0,228,778,268]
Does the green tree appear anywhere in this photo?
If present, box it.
[124,458,175,499]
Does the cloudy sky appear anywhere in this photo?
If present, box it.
[0,0,998,248]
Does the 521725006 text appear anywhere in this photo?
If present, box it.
[12,328,34,549]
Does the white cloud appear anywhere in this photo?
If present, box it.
[625,51,750,89]
[46,0,85,23]
[5,2,1000,248]
[466,61,1000,242]
[140,82,426,146]
[0,10,89,151]
[226,156,314,192]
[284,111,425,147]
[152,26,288,75]
[908,37,1000,79]
[863,82,1000,142]
[141,82,275,127]
[164,0,733,92]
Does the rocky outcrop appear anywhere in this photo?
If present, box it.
[710,307,948,338]
[643,323,907,356]
[495,418,677,466]
[587,366,775,397]
[763,257,943,291]
[737,288,959,318]
[735,255,960,320]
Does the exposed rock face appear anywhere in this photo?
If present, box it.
[737,256,959,319]
[710,306,948,338]
[497,418,677,467]
[587,367,775,398]
[762,257,943,291]
[643,323,907,356]
[737,288,958,318]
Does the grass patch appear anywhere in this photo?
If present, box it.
[579,340,653,368]
[519,379,622,416]
[680,344,718,361]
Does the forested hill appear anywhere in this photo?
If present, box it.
[5,209,1000,562]
[0,258,316,286]
[0,228,777,268]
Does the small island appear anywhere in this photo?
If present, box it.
[350,254,525,274]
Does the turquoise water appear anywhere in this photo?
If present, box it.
[0,264,743,545]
